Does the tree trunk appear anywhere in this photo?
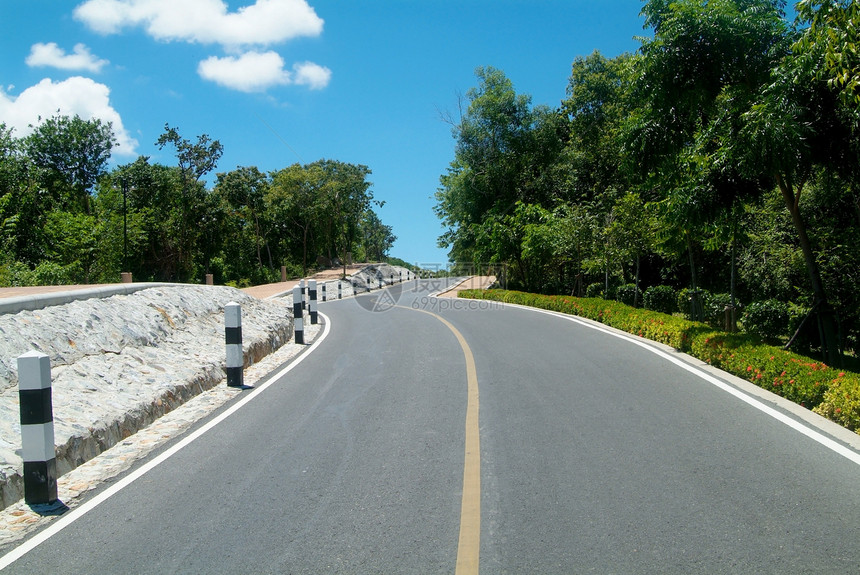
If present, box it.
[302,223,309,276]
[854,192,860,230]
[634,255,641,308]
[686,231,702,322]
[253,212,263,269]
[776,173,840,364]
[686,231,698,291]
[728,226,737,332]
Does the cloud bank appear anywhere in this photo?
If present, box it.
[73,0,324,49]
[0,77,138,155]
[73,0,331,93]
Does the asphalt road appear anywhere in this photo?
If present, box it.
[2,278,860,573]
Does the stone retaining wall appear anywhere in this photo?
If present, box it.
[0,285,292,510]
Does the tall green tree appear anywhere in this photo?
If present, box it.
[0,124,42,263]
[311,159,375,271]
[156,125,223,281]
[360,210,396,263]
[102,157,185,281]
[734,7,856,360]
[562,51,634,207]
[436,66,565,266]
[630,0,791,296]
[24,114,116,215]
[215,166,272,272]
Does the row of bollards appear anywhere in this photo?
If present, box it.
[15,276,336,505]
[15,273,415,505]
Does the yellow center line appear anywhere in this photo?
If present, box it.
[399,305,481,574]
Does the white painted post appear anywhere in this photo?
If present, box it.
[309,279,318,325]
[322,283,327,302]
[300,279,307,310]
[18,351,58,504]
[293,286,304,344]
[225,302,244,388]
[338,281,342,300]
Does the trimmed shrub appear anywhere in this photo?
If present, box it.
[815,373,860,432]
[743,299,789,342]
[0,261,34,287]
[691,332,829,408]
[616,284,642,307]
[31,261,82,285]
[643,285,677,315]
[585,282,604,298]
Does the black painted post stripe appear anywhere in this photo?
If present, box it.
[19,388,53,425]
[23,460,58,505]
[225,326,242,345]
[226,366,243,387]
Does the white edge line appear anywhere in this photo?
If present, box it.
[501,301,860,467]
[0,312,332,570]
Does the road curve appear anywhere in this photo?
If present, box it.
[2,278,859,574]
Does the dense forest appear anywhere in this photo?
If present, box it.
[0,118,396,288]
[435,0,860,361]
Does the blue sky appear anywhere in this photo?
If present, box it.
[1,0,647,267]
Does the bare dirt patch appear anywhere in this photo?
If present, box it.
[436,276,496,298]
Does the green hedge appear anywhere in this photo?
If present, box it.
[459,289,860,434]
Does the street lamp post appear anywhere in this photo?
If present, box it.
[122,179,128,274]
[117,179,135,283]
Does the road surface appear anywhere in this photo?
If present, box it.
[2,278,859,573]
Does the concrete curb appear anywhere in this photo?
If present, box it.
[0,283,183,316]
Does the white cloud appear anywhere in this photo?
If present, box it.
[198,51,289,92]
[292,61,331,90]
[25,43,109,73]
[74,0,324,49]
[0,77,138,155]
[197,51,331,92]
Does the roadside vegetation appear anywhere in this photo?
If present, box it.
[436,0,860,368]
[0,119,397,288]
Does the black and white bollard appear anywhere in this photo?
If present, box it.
[225,302,244,388]
[309,279,318,325]
[338,281,342,300]
[18,351,58,505]
[300,279,307,310]
[293,285,304,344]
[322,283,327,302]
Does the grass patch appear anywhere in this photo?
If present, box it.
[460,289,860,434]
